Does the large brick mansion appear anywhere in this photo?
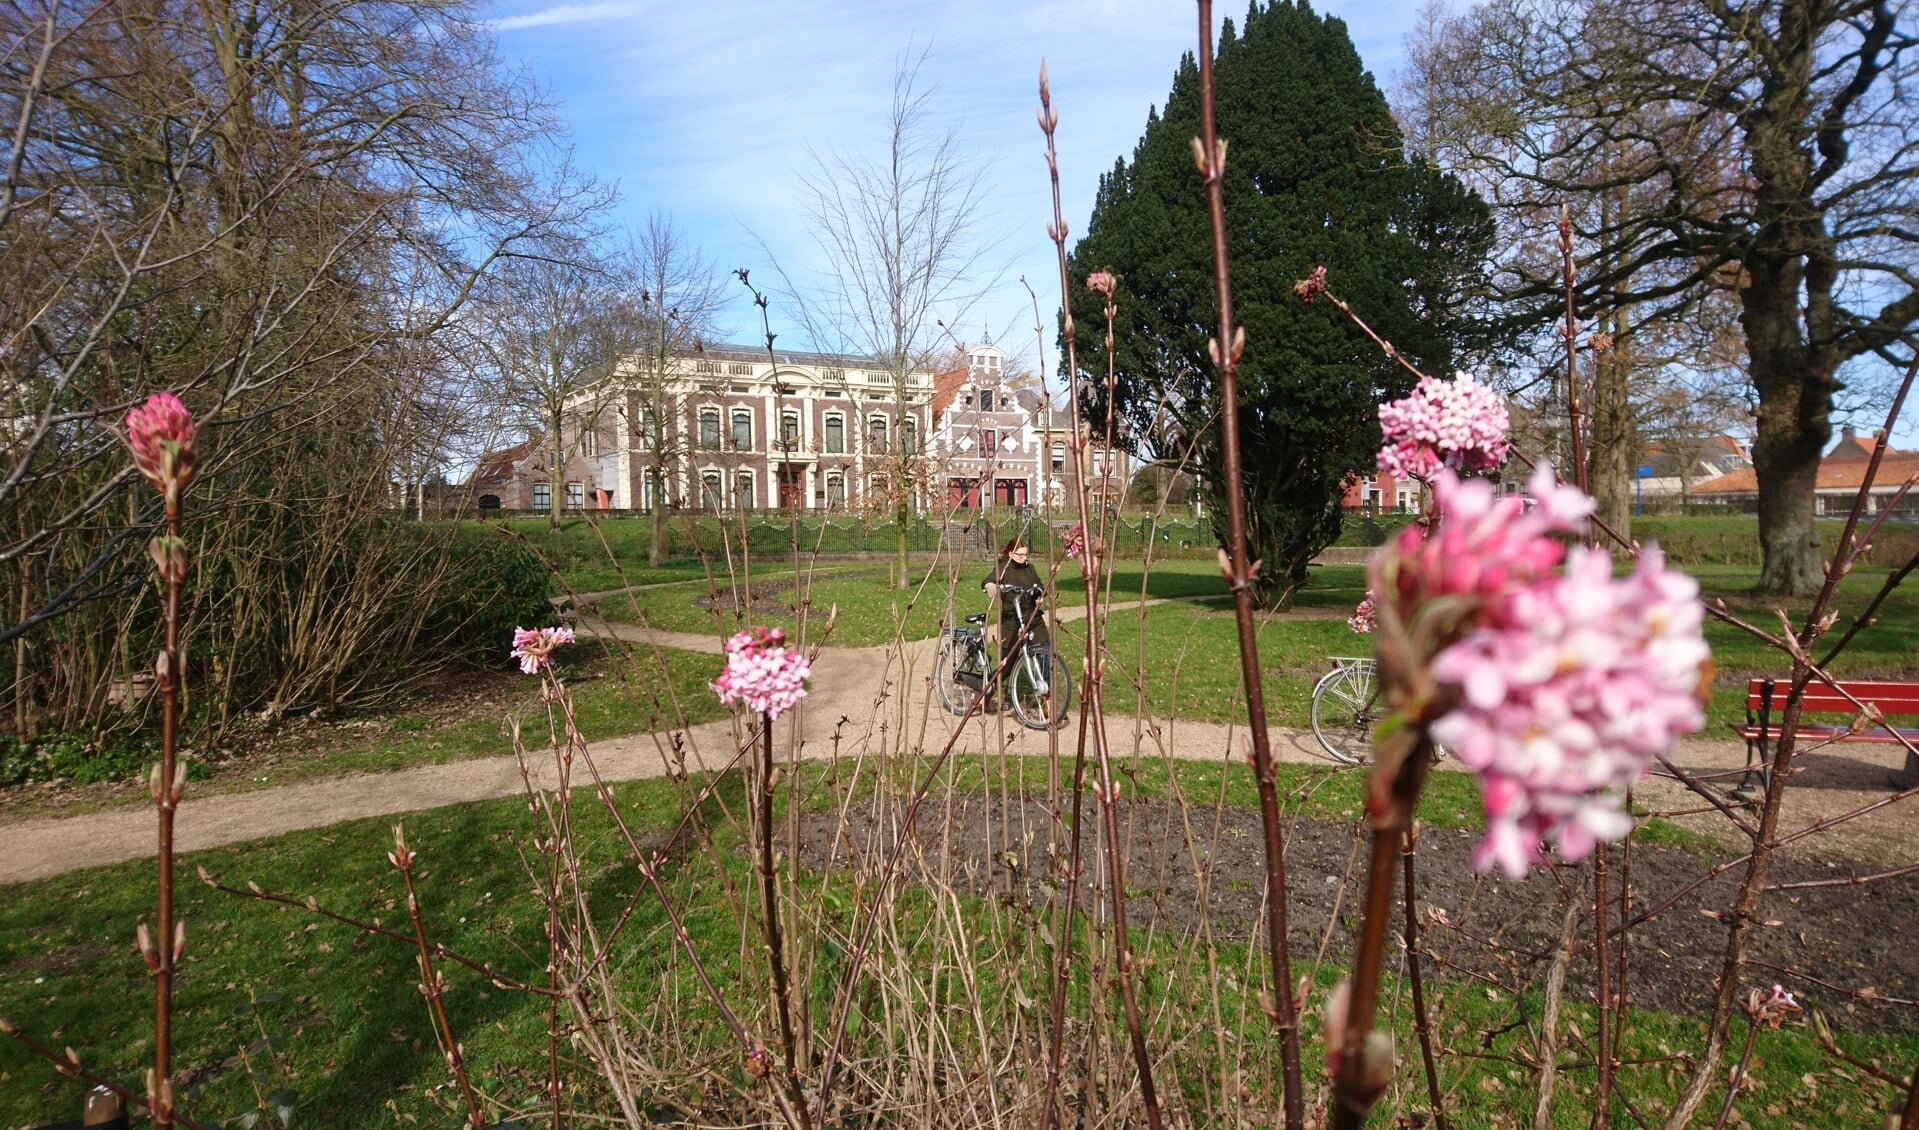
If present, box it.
[469,340,1129,516]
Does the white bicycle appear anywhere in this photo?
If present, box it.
[1310,656,1382,765]
[1311,656,1449,765]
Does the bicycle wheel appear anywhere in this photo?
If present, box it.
[1311,663,1377,765]
[1009,646,1072,730]
[936,633,983,716]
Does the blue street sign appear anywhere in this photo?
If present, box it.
[1636,464,1655,478]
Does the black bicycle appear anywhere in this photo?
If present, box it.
[935,584,1072,729]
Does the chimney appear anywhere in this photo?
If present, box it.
[1843,425,1857,445]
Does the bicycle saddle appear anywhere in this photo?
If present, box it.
[964,613,987,625]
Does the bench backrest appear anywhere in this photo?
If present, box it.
[1743,677,1919,717]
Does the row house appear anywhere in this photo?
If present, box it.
[562,345,936,513]
[1692,427,1914,517]
[467,436,602,512]
[470,340,1137,517]
[928,341,1133,513]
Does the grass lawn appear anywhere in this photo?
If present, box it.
[13,646,733,816]
[0,756,1899,1127]
[586,558,1239,649]
[328,647,728,775]
[588,551,1919,732]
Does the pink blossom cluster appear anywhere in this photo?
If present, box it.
[1348,591,1376,634]
[1376,372,1510,482]
[1061,522,1086,559]
[510,626,575,674]
[1429,543,1708,880]
[712,627,810,719]
[1373,465,1594,621]
[125,392,198,504]
[1366,466,1707,877]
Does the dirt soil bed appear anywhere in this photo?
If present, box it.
[795,794,1919,1033]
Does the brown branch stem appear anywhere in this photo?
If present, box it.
[1401,828,1448,1130]
[1191,4,1305,1124]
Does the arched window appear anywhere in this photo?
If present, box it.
[701,472,723,511]
[781,411,801,450]
[868,417,889,454]
[902,417,918,454]
[825,474,846,509]
[699,409,721,450]
[731,409,753,450]
[734,471,754,511]
[824,413,845,454]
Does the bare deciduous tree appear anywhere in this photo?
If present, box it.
[0,0,598,733]
[1401,0,1919,595]
[624,215,725,566]
[483,236,639,531]
[767,47,997,588]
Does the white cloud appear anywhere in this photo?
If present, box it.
[481,0,1428,354]
[489,2,634,32]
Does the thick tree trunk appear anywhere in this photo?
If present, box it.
[1587,328,1633,549]
[894,502,910,590]
[649,465,668,567]
[1743,256,1833,597]
[1751,424,1824,595]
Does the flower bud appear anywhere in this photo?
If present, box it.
[147,535,189,583]
[124,392,198,506]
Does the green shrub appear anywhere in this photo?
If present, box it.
[1,730,163,786]
[1634,514,1919,567]
[425,535,556,658]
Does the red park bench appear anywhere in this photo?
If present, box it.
[1730,676,1919,799]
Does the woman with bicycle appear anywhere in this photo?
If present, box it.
[982,536,1048,712]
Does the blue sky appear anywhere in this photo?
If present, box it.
[481,0,1428,373]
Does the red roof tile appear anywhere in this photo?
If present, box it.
[1692,451,1919,494]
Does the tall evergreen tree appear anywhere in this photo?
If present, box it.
[1067,0,1492,600]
